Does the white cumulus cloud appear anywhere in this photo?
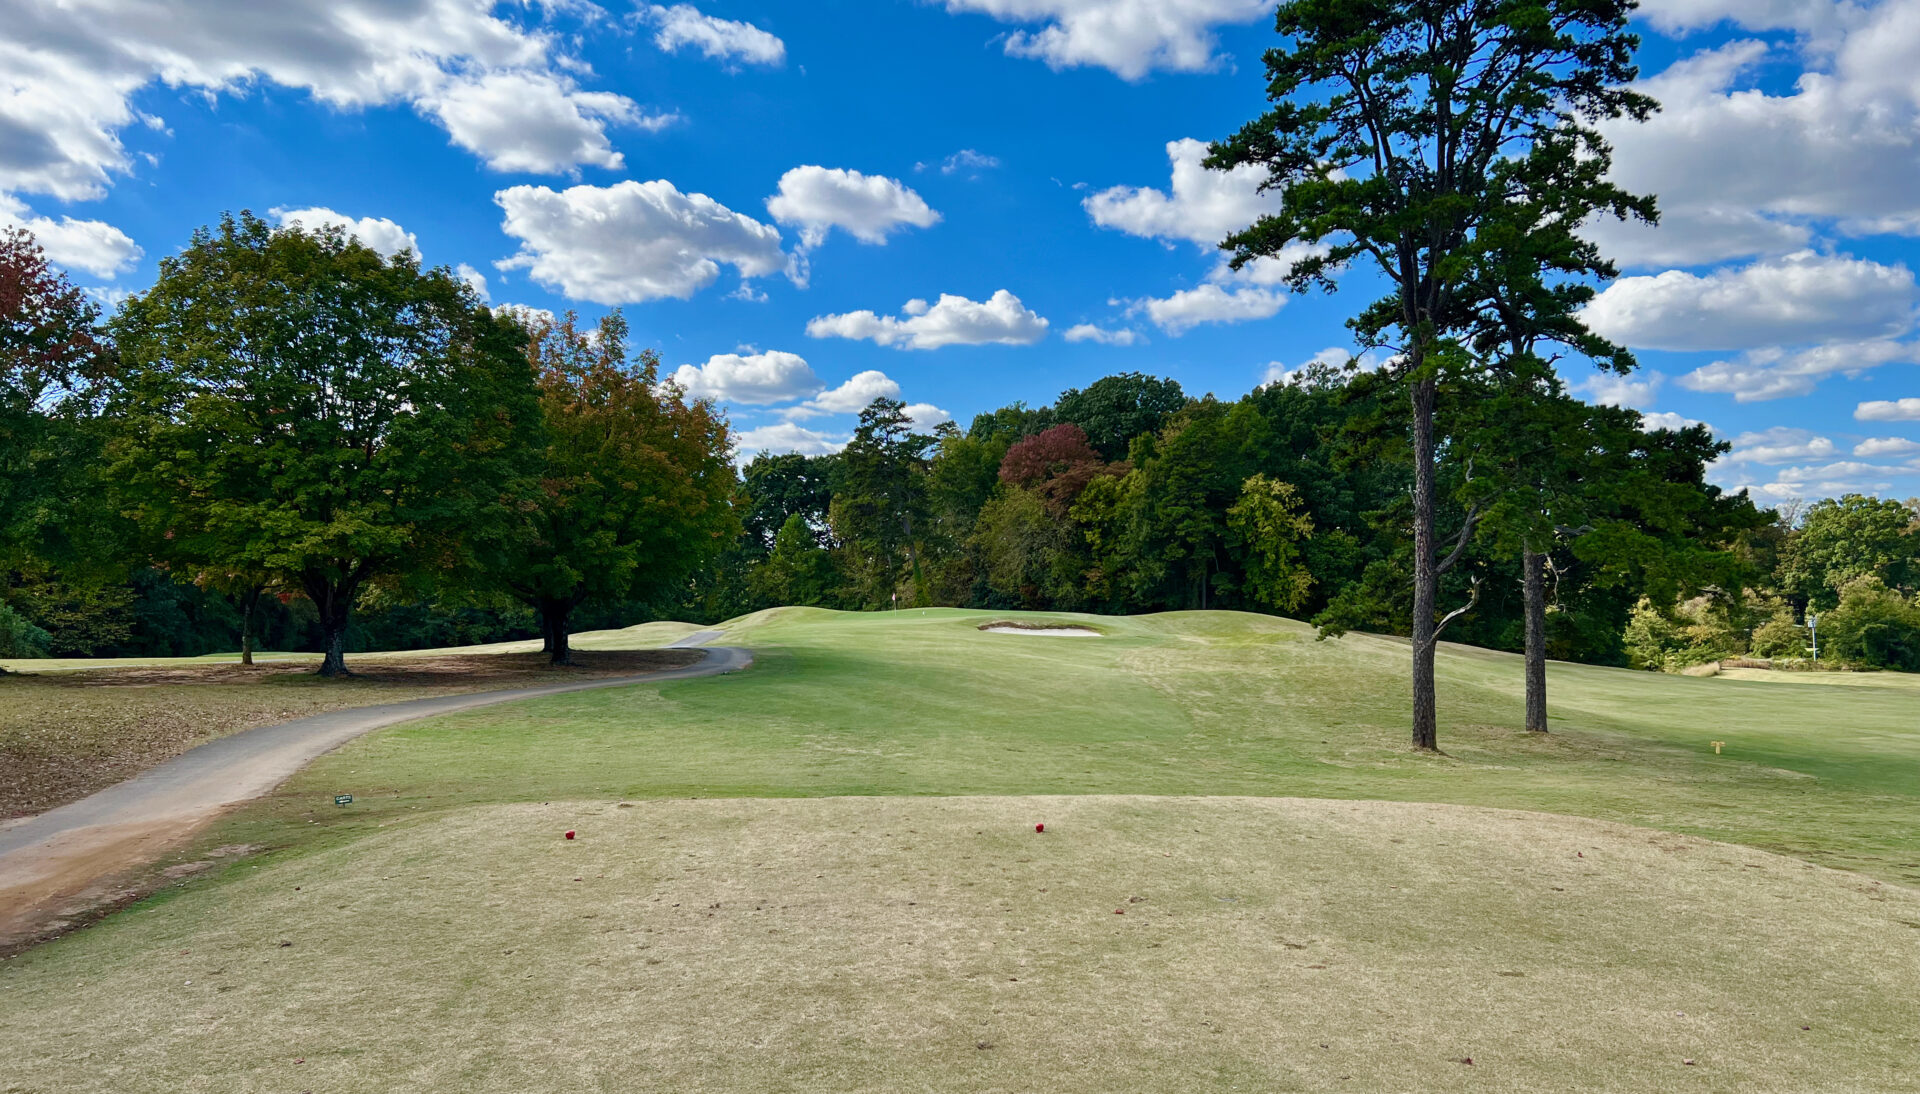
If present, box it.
[940,0,1275,80]
[271,206,419,259]
[493,303,557,330]
[671,351,823,406]
[1085,138,1278,247]
[1577,370,1668,411]
[0,0,657,204]
[641,4,786,67]
[0,193,140,277]
[425,71,672,175]
[455,263,489,301]
[766,167,940,248]
[903,403,953,431]
[1855,436,1920,458]
[1262,347,1351,388]
[920,149,1000,176]
[1580,251,1917,353]
[807,290,1050,350]
[496,180,787,304]
[735,421,846,458]
[1131,283,1284,335]
[1857,397,1920,422]
[1754,461,1899,500]
[1640,411,1711,432]
[1679,340,1920,402]
[785,370,903,417]
[1064,323,1140,346]
[1721,427,1839,464]
[1591,8,1920,267]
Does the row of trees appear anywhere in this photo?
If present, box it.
[8,4,1917,750]
[1623,494,1920,672]
[6,215,1914,717]
[704,372,1916,673]
[2,216,736,674]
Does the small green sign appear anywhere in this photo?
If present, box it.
[334,794,354,806]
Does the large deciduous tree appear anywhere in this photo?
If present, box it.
[1,227,120,669]
[1228,474,1316,614]
[1209,0,1656,749]
[505,311,737,664]
[1778,495,1918,611]
[2,227,104,565]
[1055,373,1186,461]
[106,212,541,676]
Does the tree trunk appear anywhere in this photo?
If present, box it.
[307,578,356,678]
[239,590,257,667]
[901,513,924,607]
[541,597,575,666]
[1409,376,1440,752]
[539,610,556,655]
[318,621,349,677]
[1523,545,1548,734]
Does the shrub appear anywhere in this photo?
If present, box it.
[0,601,52,659]
[1749,617,1809,660]
[1622,595,1746,672]
[1819,577,1920,672]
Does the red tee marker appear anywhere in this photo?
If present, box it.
[565,830,576,840]
[1035,823,1044,833]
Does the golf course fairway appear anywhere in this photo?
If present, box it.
[2,608,1917,1091]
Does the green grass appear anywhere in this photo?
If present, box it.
[220,607,1920,885]
[6,607,1920,1092]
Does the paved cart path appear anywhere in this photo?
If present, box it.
[0,638,749,951]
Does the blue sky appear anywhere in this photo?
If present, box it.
[5,0,1919,504]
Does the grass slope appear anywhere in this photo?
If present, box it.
[5,608,1919,1092]
[3,797,1916,1092]
[216,608,1920,885]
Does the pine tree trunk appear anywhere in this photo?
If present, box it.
[901,513,924,607]
[541,597,575,666]
[1523,546,1549,734]
[1409,376,1440,752]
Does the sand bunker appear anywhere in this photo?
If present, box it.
[979,623,1101,637]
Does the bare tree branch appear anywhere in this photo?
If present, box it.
[1434,575,1482,639]
[1436,500,1486,576]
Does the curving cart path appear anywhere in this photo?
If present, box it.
[0,634,748,950]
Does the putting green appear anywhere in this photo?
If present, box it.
[4,796,1916,1092]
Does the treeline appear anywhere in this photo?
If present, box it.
[2,216,735,673]
[5,217,1917,682]
[687,373,1920,674]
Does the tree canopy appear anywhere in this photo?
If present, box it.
[502,310,737,663]
[104,213,542,675]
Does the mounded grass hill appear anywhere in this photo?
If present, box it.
[2,608,1917,1091]
[228,608,1920,883]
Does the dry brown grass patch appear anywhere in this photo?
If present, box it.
[4,795,1916,1092]
[0,649,699,818]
